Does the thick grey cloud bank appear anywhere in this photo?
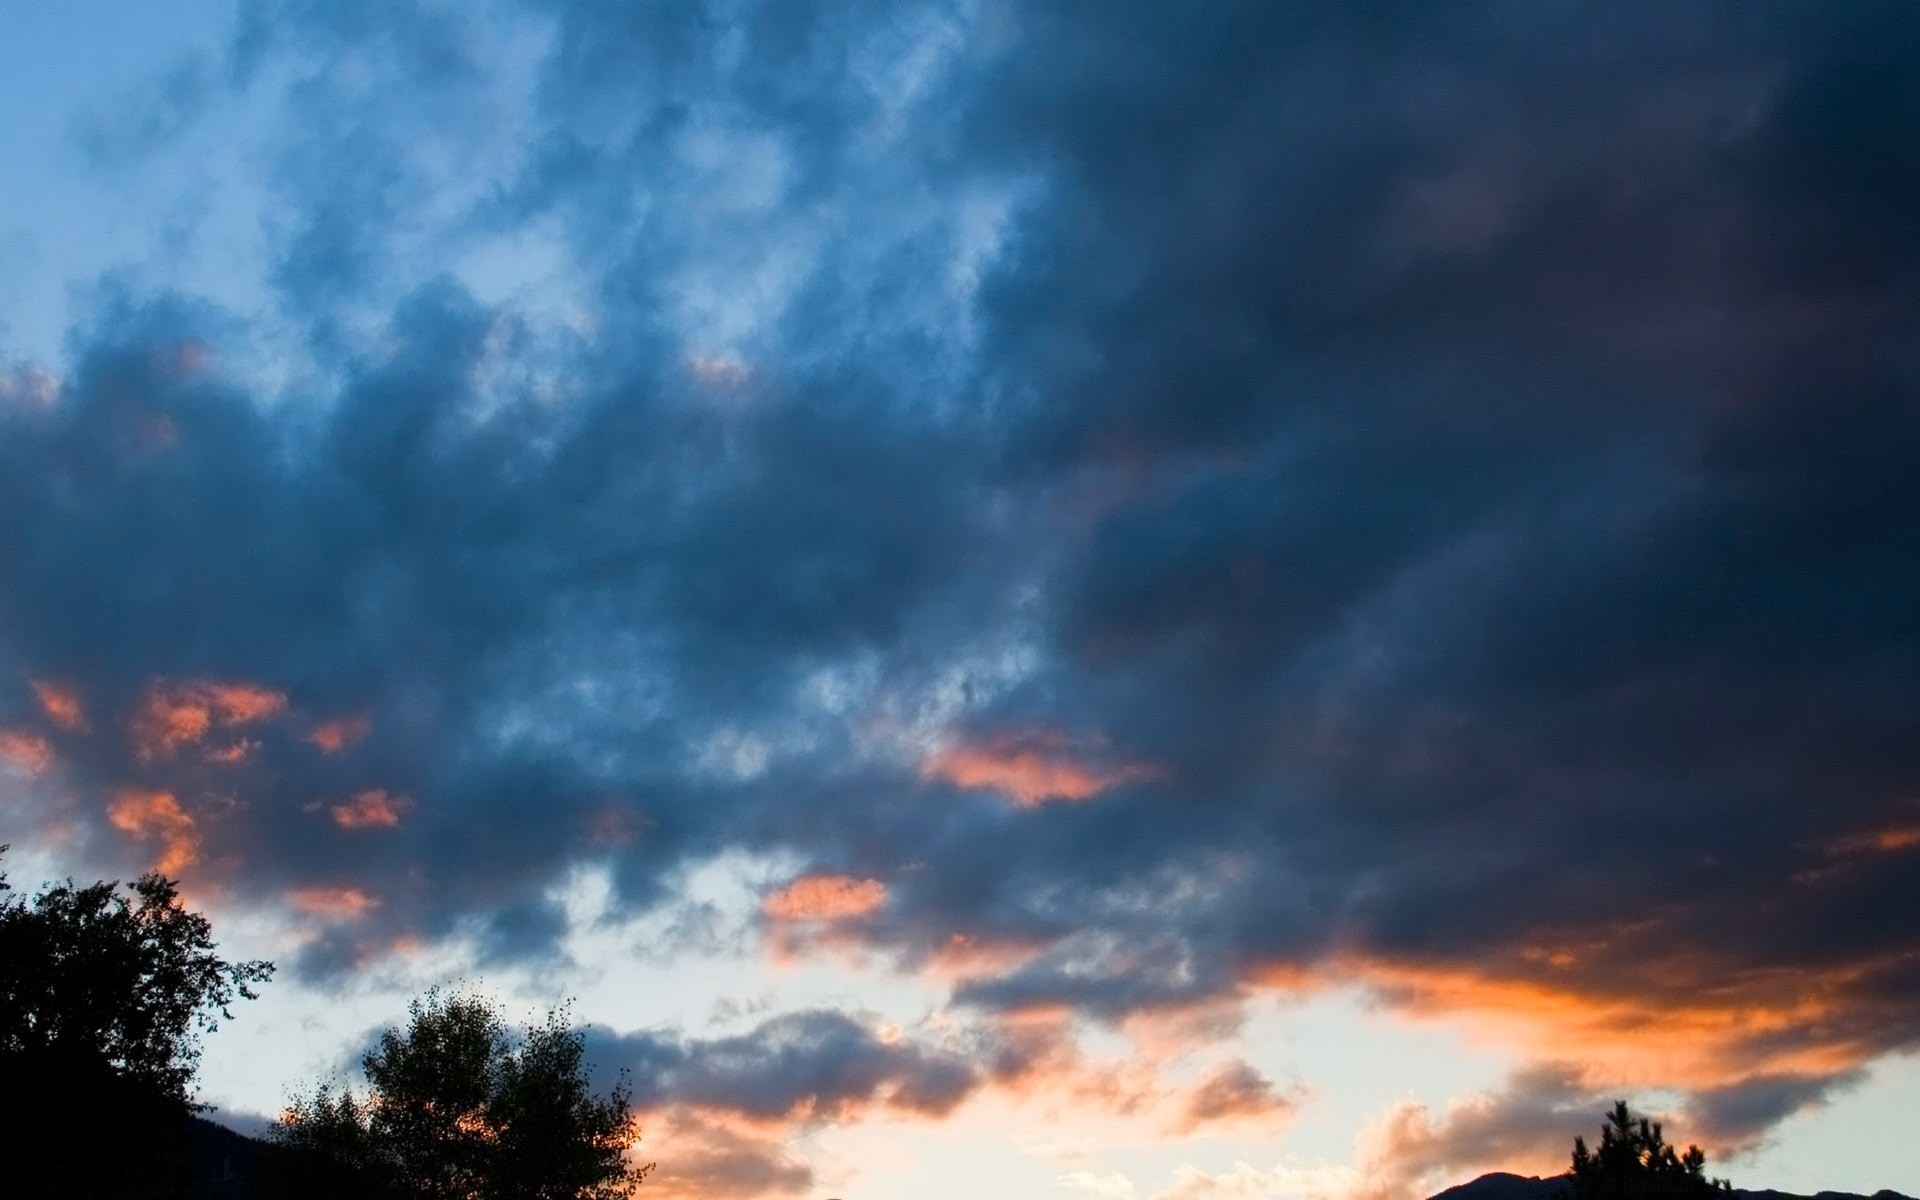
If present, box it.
[3,0,1918,1148]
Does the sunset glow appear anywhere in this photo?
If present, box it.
[306,713,373,754]
[286,886,382,921]
[105,788,199,875]
[0,727,54,775]
[330,788,406,830]
[921,730,1161,807]
[29,678,86,731]
[3,4,1917,1198]
[131,679,288,760]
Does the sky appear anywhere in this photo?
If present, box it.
[2,3,1918,1198]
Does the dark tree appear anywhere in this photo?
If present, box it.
[1570,1100,1730,1200]
[272,989,649,1200]
[0,847,274,1199]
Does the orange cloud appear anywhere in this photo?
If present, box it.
[132,679,288,759]
[30,679,87,732]
[206,739,259,765]
[306,713,372,753]
[287,886,381,920]
[0,727,54,775]
[203,682,288,723]
[1350,1067,1595,1200]
[921,728,1160,807]
[922,931,1051,983]
[1295,952,1877,1092]
[629,1108,799,1200]
[1822,823,1920,856]
[107,788,199,876]
[762,873,887,922]
[330,789,407,830]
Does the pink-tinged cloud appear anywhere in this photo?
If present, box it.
[205,739,259,765]
[330,789,407,830]
[0,727,54,775]
[305,713,372,754]
[1174,1060,1300,1134]
[106,788,199,875]
[131,680,289,759]
[287,886,381,920]
[30,679,87,732]
[1350,1064,1602,1200]
[762,873,887,921]
[920,728,1161,807]
[630,1108,806,1200]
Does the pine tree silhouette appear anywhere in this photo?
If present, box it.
[1570,1101,1730,1200]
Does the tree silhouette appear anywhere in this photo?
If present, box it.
[1570,1100,1730,1200]
[272,989,649,1200]
[0,847,274,1199]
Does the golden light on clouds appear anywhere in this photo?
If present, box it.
[921,729,1160,807]
[206,739,259,765]
[1823,823,1920,857]
[106,788,199,875]
[131,679,289,760]
[330,788,407,830]
[762,873,887,922]
[30,679,87,731]
[1305,953,1875,1091]
[306,713,373,754]
[0,727,54,775]
[287,886,381,920]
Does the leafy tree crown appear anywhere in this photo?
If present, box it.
[274,989,650,1200]
[0,848,274,1107]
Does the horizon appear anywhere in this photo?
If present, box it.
[3,3,1918,1199]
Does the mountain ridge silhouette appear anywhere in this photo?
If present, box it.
[1429,1171,1918,1200]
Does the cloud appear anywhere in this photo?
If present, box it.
[306,713,372,754]
[921,728,1161,807]
[328,789,406,830]
[286,886,382,921]
[633,1108,810,1200]
[29,680,87,732]
[1350,1065,1604,1200]
[106,788,199,875]
[761,874,887,922]
[591,1009,980,1125]
[1177,1060,1299,1133]
[130,679,288,761]
[2,0,1919,1173]
[0,728,54,775]
[1681,1071,1868,1153]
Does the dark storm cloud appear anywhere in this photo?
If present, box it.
[587,1009,978,1121]
[1683,1072,1869,1152]
[7,0,1920,1150]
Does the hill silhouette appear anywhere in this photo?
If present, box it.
[166,1131,1920,1200]
[1432,1172,1917,1200]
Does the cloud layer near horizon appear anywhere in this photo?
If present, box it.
[4,1,1919,1193]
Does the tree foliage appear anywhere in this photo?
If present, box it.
[1570,1100,1730,1200]
[272,989,649,1200]
[0,847,274,1198]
